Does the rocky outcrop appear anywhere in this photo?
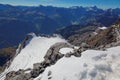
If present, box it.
[4,42,74,80]
[16,33,36,55]
[44,42,73,64]
[66,25,107,46]
[0,33,37,74]
[65,43,94,57]
[5,69,32,80]
[0,47,16,73]
[87,20,120,49]
[68,32,95,46]
[30,42,73,78]
[2,33,36,74]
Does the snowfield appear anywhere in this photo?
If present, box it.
[0,35,120,80]
[99,26,107,30]
[0,35,67,80]
[59,47,74,54]
[8,36,66,70]
[34,46,120,80]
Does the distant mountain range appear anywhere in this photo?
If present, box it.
[0,4,120,48]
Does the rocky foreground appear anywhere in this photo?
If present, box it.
[0,20,120,80]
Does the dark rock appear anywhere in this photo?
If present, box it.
[48,71,52,76]
[65,53,71,57]
[44,42,73,64]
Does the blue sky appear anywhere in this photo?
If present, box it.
[0,0,120,9]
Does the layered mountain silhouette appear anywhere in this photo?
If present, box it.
[0,4,120,48]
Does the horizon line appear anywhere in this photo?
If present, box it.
[0,3,120,9]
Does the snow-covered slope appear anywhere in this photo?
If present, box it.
[35,46,120,80]
[0,35,67,80]
[1,33,120,80]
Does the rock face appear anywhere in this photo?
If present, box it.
[63,25,104,46]
[68,32,95,46]
[0,33,36,75]
[5,70,32,80]
[87,19,120,48]
[16,33,36,55]
[0,47,16,73]
[44,43,73,64]
[1,33,36,75]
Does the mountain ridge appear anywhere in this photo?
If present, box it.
[0,4,120,48]
[1,20,120,79]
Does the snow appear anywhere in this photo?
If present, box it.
[0,35,67,80]
[27,32,37,37]
[93,26,107,35]
[1,34,120,80]
[99,27,107,30]
[34,46,120,80]
[59,48,74,54]
[74,46,79,49]
[86,7,93,11]
[93,32,98,35]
